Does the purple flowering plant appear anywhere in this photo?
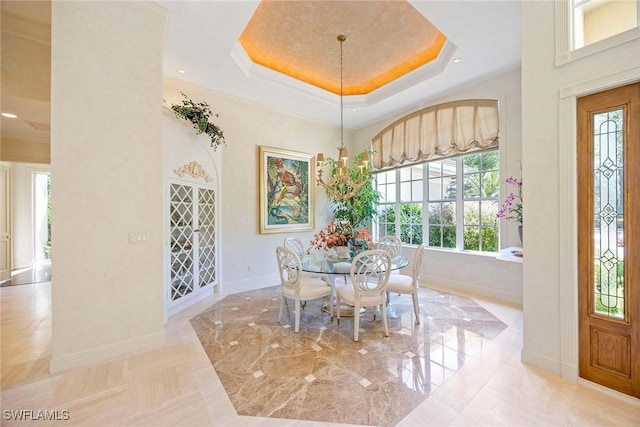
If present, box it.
[497,176,523,224]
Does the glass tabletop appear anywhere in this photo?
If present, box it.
[300,252,409,275]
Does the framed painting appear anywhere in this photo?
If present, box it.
[259,146,315,234]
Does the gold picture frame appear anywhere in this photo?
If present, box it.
[259,146,315,234]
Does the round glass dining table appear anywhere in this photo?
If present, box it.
[300,252,409,280]
[299,251,409,316]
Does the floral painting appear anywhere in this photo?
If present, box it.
[259,146,314,233]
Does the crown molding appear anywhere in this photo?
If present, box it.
[231,39,457,109]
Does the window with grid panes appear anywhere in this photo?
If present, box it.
[427,159,457,248]
[374,149,499,253]
[375,170,396,237]
[462,151,499,252]
[399,165,424,244]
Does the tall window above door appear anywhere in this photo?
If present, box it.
[556,0,640,65]
[573,0,639,49]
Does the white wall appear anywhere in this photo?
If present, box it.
[10,162,51,269]
[353,68,524,304]
[162,78,339,292]
[50,1,167,372]
[521,2,640,376]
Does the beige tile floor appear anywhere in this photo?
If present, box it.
[2,281,639,426]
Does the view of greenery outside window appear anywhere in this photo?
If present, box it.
[375,170,397,237]
[428,159,457,248]
[399,166,423,244]
[462,151,499,252]
[374,149,499,253]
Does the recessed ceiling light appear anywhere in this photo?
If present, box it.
[452,57,462,64]
[177,69,186,74]
[1,112,18,119]
[351,108,357,112]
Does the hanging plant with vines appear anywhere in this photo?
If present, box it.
[170,92,226,150]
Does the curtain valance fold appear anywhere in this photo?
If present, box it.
[372,99,499,169]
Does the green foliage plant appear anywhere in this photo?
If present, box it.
[323,149,380,229]
[381,204,423,244]
[170,92,225,150]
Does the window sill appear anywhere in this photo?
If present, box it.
[496,246,523,264]
[412,245,499,260]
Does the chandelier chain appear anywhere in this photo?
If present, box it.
[340,35,344,148]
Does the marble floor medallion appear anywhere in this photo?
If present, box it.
[190,285,508,426]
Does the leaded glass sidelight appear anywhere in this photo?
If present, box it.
[593,108,625,319]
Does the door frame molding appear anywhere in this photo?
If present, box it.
[0,162,12,282]
[558,66,640,383]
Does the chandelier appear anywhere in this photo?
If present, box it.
[315,34,371,202]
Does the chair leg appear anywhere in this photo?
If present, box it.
[326,294,334,319]
[336,295,341,325]
[354,302,361,341]
[412,292,421,324]
[278,294,285,323]
[295,298,301,333]
[382,302,389,337]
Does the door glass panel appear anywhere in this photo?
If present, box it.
[593,108,624,319]
[198,188,216,287]
[170,184,194,301]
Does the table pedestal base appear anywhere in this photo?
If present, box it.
[322,302,365,318]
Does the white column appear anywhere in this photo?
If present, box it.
[50,1,168,372]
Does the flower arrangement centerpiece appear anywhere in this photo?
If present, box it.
[308,221,372,256]
[170,92,225,150]
[497,176,523,224]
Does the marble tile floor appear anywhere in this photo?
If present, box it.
[190,285,508,426]
[1,281,639,426]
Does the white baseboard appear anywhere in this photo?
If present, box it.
[421,274,523,305]
[167,284,216,318]
[520,348,562,376]
[561,361,578,382]
[220,274,280,293]
[50,330,165,373]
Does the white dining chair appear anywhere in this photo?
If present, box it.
[386,243,424,324]
[377,235,402,257]
[284,237,327,280]
[336,249,391,341]
[275,246,333,332]
[283,237,306,258]
[378,235,402,276]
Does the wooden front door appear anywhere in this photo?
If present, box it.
[577,82,639,398]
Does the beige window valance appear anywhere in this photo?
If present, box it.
[372,99,499,169]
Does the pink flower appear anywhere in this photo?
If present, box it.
[498,177,523,224]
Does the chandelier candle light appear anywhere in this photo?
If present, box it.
[315,35,370,201]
